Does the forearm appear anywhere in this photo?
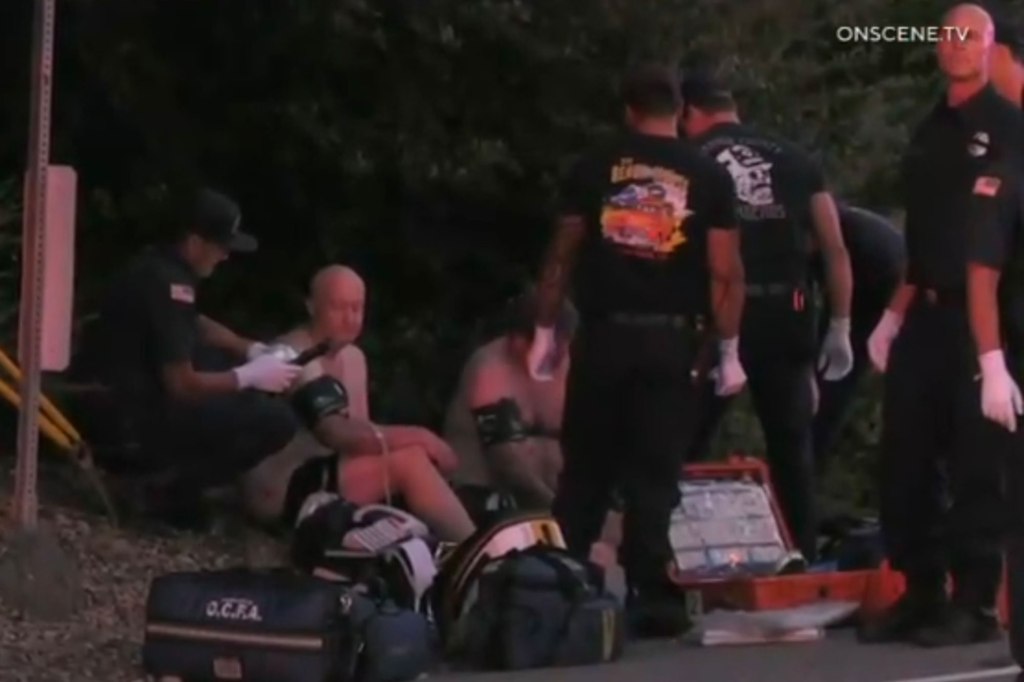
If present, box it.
[536,217,583,326]
[312,419,427,456]
[711,266,744,338]
[164,368,241,401]
[313,416,387,455]
[823,247,853,318]
[967,264,1003,354]
[886,280,918,316]
[197,315,254,357]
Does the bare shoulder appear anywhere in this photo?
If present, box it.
[461,338,510,380]
[339,344,367,373]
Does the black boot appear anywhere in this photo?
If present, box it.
[858,578,947,643]
[912,604,1001,647]
[626,584,693,639]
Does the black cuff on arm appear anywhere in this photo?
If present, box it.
[291,375,350,429]
[471,398,527,447]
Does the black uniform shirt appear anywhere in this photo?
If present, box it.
[558,131,736,318]
[833,204,905,292]
[70,245,200,400]
[903,84,1022,291]
[689,122,824,286]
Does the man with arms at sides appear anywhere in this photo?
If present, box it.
[240,265,476,542]
[861,4,1021,646]
[679,71,854,561]
[965,3,1024,664]
[67,188,304,529]
[683,203,903,474]
[442,289,577,523]
[527,63,746,636]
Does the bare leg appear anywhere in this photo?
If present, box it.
[336,445,476,542]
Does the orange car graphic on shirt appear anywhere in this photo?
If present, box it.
[600,182,690,256]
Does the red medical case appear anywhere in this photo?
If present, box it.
[672,456,1010,624]
[671,456,896,619]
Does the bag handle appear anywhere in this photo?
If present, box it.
[518,545,605,595]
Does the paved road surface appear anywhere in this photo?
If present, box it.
[438,630,1019,682]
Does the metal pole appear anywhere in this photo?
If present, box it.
[13,0,57,529]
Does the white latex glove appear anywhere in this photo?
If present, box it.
[233,354,303,393]
[246,341,271,360]
[979,350,1024,433]
[818,317,854,381]
[713,337,747,397]
[527,326,557,382]
[867,309,903,373]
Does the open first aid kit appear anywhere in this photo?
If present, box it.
[671,456,893,617]
[142,567,434,682]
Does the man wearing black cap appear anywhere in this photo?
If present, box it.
[679,71,854,562]
[526,63,746,637]
[68,188,303,528]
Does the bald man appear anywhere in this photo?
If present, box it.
[238,265,476,542]
[860,3,1019,647]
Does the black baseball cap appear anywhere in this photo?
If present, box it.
[192,188,257,252]
[680,70,734,109]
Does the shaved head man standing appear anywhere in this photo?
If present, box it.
[861,3,1024,647]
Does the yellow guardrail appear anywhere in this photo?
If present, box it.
[0,346,118,524]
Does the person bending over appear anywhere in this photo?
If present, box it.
[240,265,476,542]
[67,189,303,529]
[443,290,578,523]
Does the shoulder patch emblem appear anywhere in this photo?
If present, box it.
[973,176,1001,197]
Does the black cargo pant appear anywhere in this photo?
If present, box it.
[880,295,1007,608]
[86,346,299,490]
[552,313,697,591]
[812,282,893,469]
[685,281,893,472]
[681,287,818,560]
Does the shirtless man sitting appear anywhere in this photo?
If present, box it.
[443,289,577,524]
[240,265,476,543]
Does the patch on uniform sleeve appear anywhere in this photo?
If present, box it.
[169,283,195,303]
[973,175,1002,197]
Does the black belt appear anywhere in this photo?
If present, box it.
[918,287,965,307]
[606,312,702,329]
[746,283,799,297]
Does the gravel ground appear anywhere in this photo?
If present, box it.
[0,456,289,682]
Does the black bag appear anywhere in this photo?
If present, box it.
[142,567,434,682]
[454,546,625,670]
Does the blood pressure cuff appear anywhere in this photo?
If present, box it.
[471,398,527,447]
[290,375,349,429]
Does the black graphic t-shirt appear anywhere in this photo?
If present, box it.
[690,122,823,285]
[556,131,736,318]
